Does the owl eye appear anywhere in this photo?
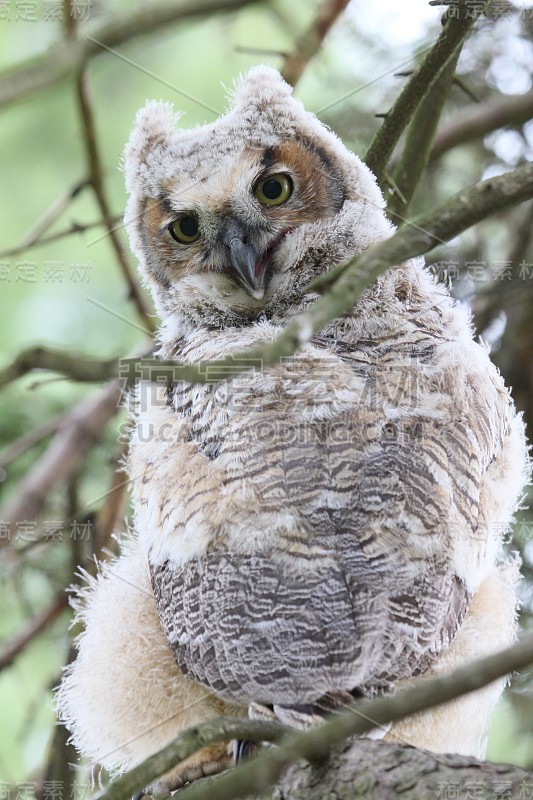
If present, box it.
[169,215,200,244]
[255,173,293,206]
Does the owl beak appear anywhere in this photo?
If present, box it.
[223,221,269,301]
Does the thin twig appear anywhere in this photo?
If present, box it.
[17,179,88,250]
[0,216,122,261]
[0,594,68,671]
[75,69,154,331]
[364,2,483,186]
[0,412,65,468]
[280,0,350,87]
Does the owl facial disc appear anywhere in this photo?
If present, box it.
[223,218,271,300]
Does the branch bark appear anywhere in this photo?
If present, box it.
[270,738,533,800]
[0,0,265,111]
[364,3,483,186]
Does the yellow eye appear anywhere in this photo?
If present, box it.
[255,173,293,206]
[169,215,200,243]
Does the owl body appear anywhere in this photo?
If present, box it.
[57,67,528,779]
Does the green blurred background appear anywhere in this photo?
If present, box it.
[0,0,532,790]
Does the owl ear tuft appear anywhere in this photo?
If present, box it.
[123,100,181,194]
[230,65,293,112]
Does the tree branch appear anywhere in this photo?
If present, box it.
[387,55,459,218]
[310,161,533,292]
[0,346,118,390]
[0,216,122,261]
[431,89,533,160]
[271,738,533,800]
[0,381,123,546]
[16,179,88,250]
[280,0,350,87]
[92,720,289,800]
[74,69,154,331]
[0,411,64,468]
[364,2,483,186]
[127,162,533,384]
[94,632,533,800]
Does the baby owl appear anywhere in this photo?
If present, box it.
[57,66,529,789]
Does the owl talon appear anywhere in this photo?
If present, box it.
[233,739,257,763]
[143,742,232,796]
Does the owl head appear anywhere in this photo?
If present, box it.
[124,66,392,328]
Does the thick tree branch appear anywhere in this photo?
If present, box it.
[364,3,483,186]
[0,0,265,112]
[280,0,350,87]
[431,89,533,160]
[271,738,533,800]
[94,632,533,800]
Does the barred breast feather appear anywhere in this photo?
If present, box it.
[129,258,524,711]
